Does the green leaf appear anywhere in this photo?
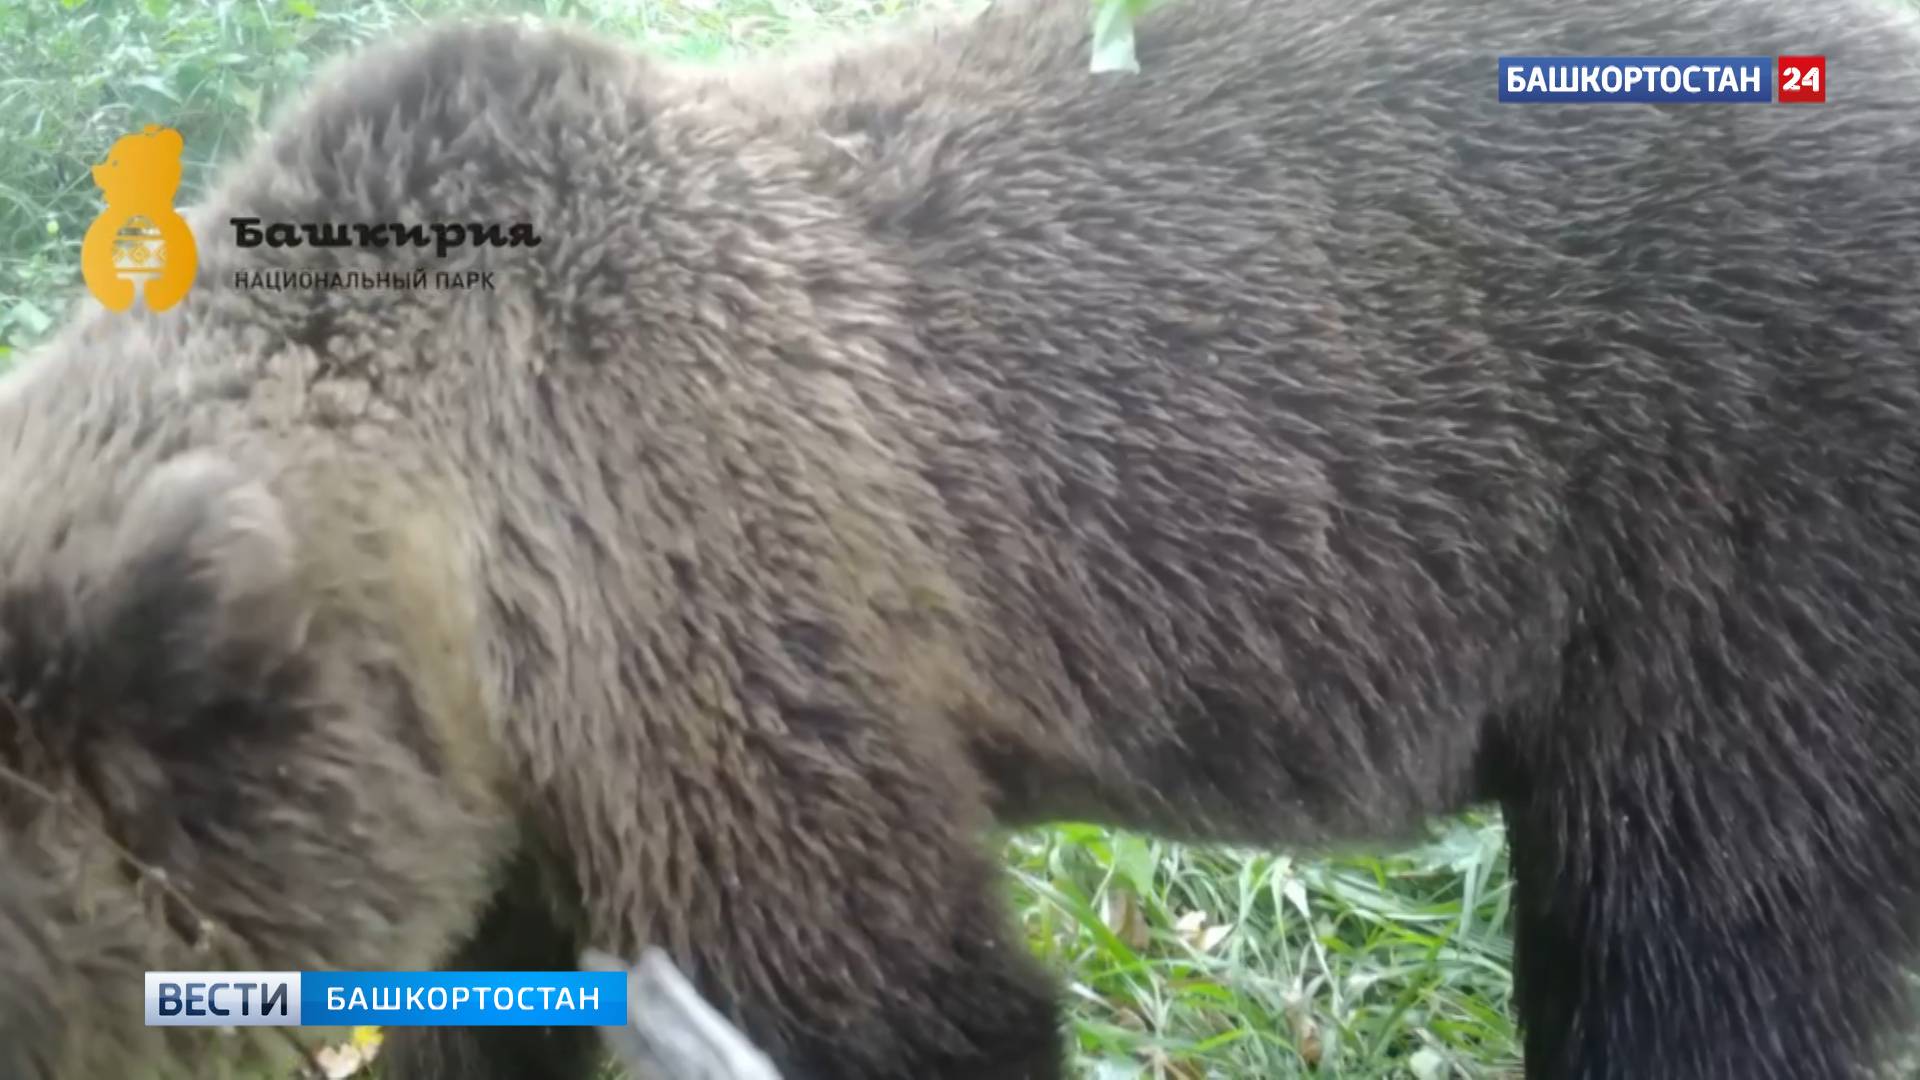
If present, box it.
[228,82,262,123]
[1090,0,1158,75]
[5,300,53,338]
[1088,0,1141,75]
[1111,832,1157,897]
[287,0,319,17]
[125,74,180,103]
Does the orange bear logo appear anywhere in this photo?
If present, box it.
[81,126,198,313]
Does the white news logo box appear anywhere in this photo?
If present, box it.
[144,972,301,1026]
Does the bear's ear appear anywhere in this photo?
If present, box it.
[83,453,311,717]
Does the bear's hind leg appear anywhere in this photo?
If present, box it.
[1503,703,1920,1080]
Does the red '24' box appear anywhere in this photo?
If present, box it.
[1777,55,1826,103]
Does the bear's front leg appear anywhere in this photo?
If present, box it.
[540,709,1065,1080]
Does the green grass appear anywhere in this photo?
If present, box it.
[1006,816,1518,1078]
[0,2,1528,1077]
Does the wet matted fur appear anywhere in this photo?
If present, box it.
[2,0,1919,1076]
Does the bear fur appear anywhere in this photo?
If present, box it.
[3,0,1920,1076]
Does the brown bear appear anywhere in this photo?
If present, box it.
[3,0,1919,1076]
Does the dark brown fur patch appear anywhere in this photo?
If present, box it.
[3,0,1919,1076]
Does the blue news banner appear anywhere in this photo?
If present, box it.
[145,971,627,1027]
[1499,56,1825,104]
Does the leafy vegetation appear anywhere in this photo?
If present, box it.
[1007,816,1517,1078]
[0,1,1526,1076]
